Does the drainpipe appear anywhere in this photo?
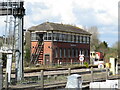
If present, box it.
[50,31,53,66]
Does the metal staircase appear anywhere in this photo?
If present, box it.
[30,42,44,65]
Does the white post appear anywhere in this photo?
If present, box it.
[110,58,116,75]
[6,51,12,83]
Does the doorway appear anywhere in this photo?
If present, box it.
[45,54,50,65]
[36,33,44,43]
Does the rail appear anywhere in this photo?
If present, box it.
[3,67,119,89]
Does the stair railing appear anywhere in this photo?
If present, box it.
[33,42,44,64]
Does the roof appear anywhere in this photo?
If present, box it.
[28,22,91,35]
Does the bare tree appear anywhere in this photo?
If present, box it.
[88,26,100,51]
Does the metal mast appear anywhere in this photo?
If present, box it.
[0,0,25,81]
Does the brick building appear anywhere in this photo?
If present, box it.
[27,22,91,65]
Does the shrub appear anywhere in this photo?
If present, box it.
[84,62,89,68]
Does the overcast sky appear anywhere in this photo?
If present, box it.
[0,0,119,47]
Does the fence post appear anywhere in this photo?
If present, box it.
[91,67,93,82]
[58,59,59,66]
[68,68,71,76]
[5,73,8,89]
[41,70,44,89]
[106,67,108,80]
[71,59,72,65]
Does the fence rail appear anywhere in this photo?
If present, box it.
[3,67,119,89]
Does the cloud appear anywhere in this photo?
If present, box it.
[99,26,118,34]
[0,16,9,36]
[0,0,119,46]
[24,0,77,27]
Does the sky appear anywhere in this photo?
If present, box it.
[0,0,119,47]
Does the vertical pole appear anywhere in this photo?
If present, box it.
[41,70,44,88]
[50,31,53,66]
[14,16,19,82]
[14,2,25,82]
[6,53,12,83]
[106,67,108,80]
[58,59,59,66]
[15,16,23,81]
[82,61,83,66]
[91,67,93,82]
[71,59,72,65]
[5,73,8,89]
[68,68,71,76]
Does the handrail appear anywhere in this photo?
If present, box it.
[33,42,44,64]
[30,42,44,65]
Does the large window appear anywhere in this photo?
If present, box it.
[70,35,72,42]
[80,36,83,43]
[78,36,80,43]
[31,33,37,41]
[76,35,78,43]
[62,34,65,41]
[87,37,90,44]
[44,33,47,40]
[65,34,68,42]
[74,35,76,42]
[60,48,62,58]
[56,33,59,41]
[48,33,52,40]
[68,48,71,58]
[68,34,71,42]
[72,35,74,42]
[64,48,66,58]
[53,33,57,41]
[83,36,86,43]
[43,32,90,44]
[72,48,74,57]
[76,49,78,57]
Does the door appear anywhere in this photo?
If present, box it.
[39,34,43,42]
[45,54,50,65]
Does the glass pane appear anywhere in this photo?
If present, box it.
[48,33,52,40]
[59,34,62,41]
[68,49,70,58]
[31,33,36,40]
[60,48,62,58]
[78,36,80,43]
[56,33,59,41]
[43,33,47,40]
[64,48,66,57]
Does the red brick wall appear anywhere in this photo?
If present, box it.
[52,41,90,64]
[43,41,53,64]
[31,41,90,65]
[31,41,38,53]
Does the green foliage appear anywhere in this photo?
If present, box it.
[105,47,118,62]
[97,41,109,55]
[24,47,30,67]
[84,62,89,68]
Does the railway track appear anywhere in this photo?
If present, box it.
[9,68,106,78]
[9,75,120,90]
[3,65,98,74]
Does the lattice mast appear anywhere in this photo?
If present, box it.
[0,0,25,81]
